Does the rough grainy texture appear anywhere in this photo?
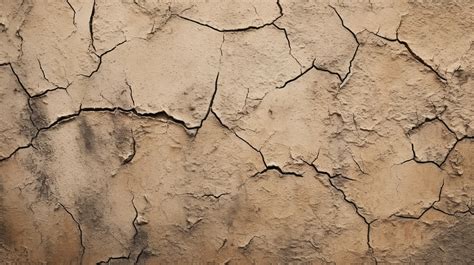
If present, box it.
[0,0,473,264]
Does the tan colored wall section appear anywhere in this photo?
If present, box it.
[0,0,473,264]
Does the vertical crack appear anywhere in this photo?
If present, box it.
[329,5,360,85]
[194,72,219,137]
[125,79,135,107]
[89,0,96,51]
[131,195,139,242]
[123,132,136,165]
[59,202,85,264]
[65,0,77,26]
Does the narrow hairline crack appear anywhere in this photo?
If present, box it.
[58,202,85,264]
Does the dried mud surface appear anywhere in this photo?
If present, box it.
[0,0,473,264]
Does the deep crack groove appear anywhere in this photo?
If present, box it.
[393,180,445,220]
[89,0,96,51]
[176,0,283,33]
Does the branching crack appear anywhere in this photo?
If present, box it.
[302,160,374,256]
[82,40,127,78]
[123,132,136,165]
[329,5,360,85]
[392,180,445,220]
[210,109,303,178]
[0,105,200,164]
[272,23,303,72]
[176,0,283,33]
[194,73,219,137]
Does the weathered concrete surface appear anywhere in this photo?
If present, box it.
[0,0,473,264]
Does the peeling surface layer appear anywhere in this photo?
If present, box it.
[0,0,473,263]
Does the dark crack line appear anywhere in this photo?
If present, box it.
[272,23,303,72]
[202,192,230,200]
[96,254,131,265]
[123,133,136,165]
[37,58,53,86]
[329,5,360,85]
[0,105,198,164]
[10,60,71,99]
[89,0,96,51]
[194,73,219,137]
[406,116,469,168]
[369,30,446,81]
[59,202,85,265]
[432,205,474,217]
[303,160,374,253]
[440,135,474,167]
[131,195,139,242]
[176,0,283,33]
[393,180,445,220]
[277,62,316,89]
[2,63,40,155]
[82,40,127,78]
[278,59,344,89]
[134,248,145,265]
[66,0,77,26]
[30,83,71,99]
[313,63,343,81]
[210,109,303,178]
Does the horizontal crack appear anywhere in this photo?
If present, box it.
[176,0,283,33]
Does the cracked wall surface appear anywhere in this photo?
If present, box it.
[0,0,473,264]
